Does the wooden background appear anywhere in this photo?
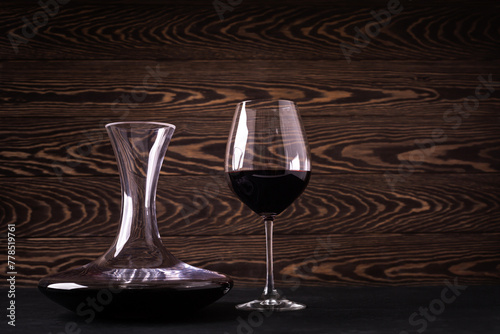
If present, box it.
[0,0,499,287]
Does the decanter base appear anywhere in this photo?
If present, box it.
[38,283,233,319]
[38,262,233,319]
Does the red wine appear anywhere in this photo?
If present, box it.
[38,282,232,319]
[226,170,310,216]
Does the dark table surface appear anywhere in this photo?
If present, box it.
[2,286,499,334]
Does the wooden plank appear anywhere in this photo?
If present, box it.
[1,5,498,60]
[1,234,498,287]
[1,174,499,237]
[1,60,499,118]
[0,116,498,177]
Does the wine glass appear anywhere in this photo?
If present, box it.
[225,99,311,311]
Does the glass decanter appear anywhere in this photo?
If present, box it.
[38,121,233,318]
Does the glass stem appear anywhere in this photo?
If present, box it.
[262,216,279,300]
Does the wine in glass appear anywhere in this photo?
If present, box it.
[225,99,311,311]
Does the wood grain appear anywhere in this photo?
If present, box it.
[1,174,499,237]
[1,0,499,290]
[1,234,498,287]
[1,5,498,60]
[1,60,499,118]
[0,116,498,177]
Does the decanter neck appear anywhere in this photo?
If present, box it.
[117,169,160,248]
[103,122,177,267]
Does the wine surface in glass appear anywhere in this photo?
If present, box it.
[226,170,310,216]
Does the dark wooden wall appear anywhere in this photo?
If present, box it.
[1,0,499,287]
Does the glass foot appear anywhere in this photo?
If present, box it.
[236,297,306,312]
